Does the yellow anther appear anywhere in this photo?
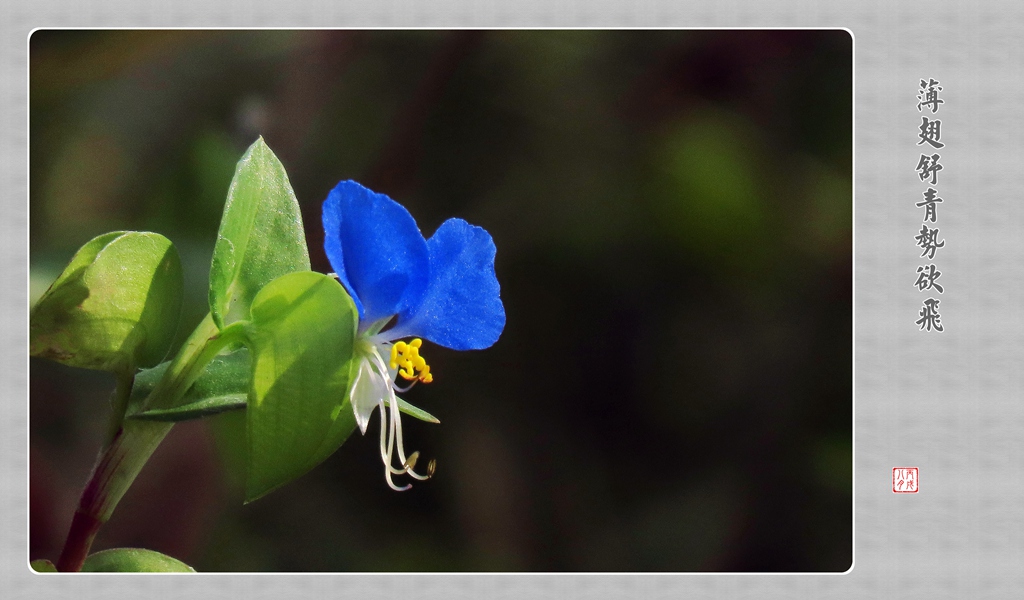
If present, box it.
[390,342,407,369]
[391,338,433,383]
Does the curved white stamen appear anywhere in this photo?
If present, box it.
[371,359,409,478]
[368,346,423,470]
[393,403,431,481]
[384,401,410,491]
[361,345,431,490]
[378,400,407,491]
[377,398,388,464]
[384,392,409,477]
[392,379,417,394]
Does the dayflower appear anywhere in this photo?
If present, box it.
[323,180,505,490]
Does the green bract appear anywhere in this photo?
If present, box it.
[242,271,359,502]
[126,350,250,422]
[80,548,194,572]
[209,136,311,329]
[29,231,183,374]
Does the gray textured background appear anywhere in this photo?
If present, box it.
[6,2,1023,599]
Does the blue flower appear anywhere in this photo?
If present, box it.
[323,180,505,490]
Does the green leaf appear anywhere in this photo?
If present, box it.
[128,396,248,422]
[126,349,250,422]
[209,137,310,329]
[30,559,57,572]
[80,548,195,572]
[243,271,359,502]
[397,397,440,424]
[30,231,184,373]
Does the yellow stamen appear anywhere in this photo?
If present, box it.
[390,338,434,383]
[389,341,407,369]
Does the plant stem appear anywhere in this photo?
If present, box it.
[56,421,170,572]
[56,314,244,571]
[55,510,100,573]
[138,314,247,414]
[103,368,135,448]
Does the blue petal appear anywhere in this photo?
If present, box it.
[322,181,429,325]
[389,218,505,350]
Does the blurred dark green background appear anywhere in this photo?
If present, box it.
[29,30,851,572]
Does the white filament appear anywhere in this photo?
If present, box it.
[356,344,432,491]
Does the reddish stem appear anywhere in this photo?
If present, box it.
[54,422,170,572]
[55,428,124,572]
[52,315,228,571]
[55,510,102,572]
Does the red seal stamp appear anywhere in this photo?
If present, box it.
[893,467,918,493]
